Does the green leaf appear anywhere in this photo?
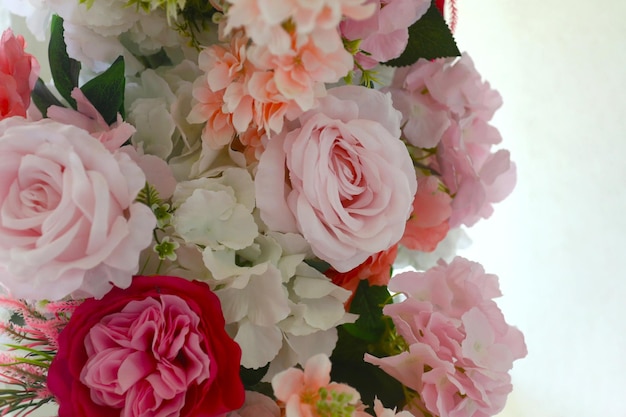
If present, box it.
[31,78,64,117]
[240,363,269,388]
[304,258,332,274]
[330,327,405,410]
[384,1,460,67]
[48,15,81,108]
[342,281,392,343]
[80,56,126,124]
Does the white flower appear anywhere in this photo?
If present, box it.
[172,168,258,251]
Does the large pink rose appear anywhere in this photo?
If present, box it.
[0,29,40,120]
[48,275,245,417]
[255,85,417,272]
[0,118,155,300]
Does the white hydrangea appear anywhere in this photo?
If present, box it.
[126,61,204,180]
[44,0,181,72]
[0,0,51,41]
[204,230,354,371]
[172,168,258,251]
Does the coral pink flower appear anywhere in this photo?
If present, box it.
[272,353,363,417]
[47,88,135,151]
[326,244,397,306]
[0,29,39,120]
[255,85,416,272]
[48,275,245,417]
[365,257,527,417]
[400,176,452,252]
[188,80,236,149]
[248,33,353,112]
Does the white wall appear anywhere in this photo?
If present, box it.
[453,1,626,416]
[3,1,626,416]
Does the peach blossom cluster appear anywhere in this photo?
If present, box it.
[189,0,378,154]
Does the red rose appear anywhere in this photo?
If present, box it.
[48,275,245,417]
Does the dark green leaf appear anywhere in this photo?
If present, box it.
[240,363,269,388]
[304,258,332,274]
[342,281,392,343]
[331,327,405,410]
[81,56,126,124]
[384,1,460,67]
[48,15,81,108]
[31,78,64,117]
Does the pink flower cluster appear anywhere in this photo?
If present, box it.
[340,0,430,69]
[388,54,516,228]
[0,29,39,120]
[366,257,527,417]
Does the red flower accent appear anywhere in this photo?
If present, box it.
[48,275,245,417]
[326,245,398,307]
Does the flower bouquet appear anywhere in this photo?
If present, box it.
[0,0,526,416]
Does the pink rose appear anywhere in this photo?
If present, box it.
[366,257,527,417]
[0,29,40,120]
[0,118,155,300]
[48,275,245,417]
[255,85,417,272]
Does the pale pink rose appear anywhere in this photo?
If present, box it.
[365,257,527,417]
[272,354,363,417]
[47,88,135,151]
[0,29,40,120]
[255,85,417,272]
[341,0,430,69]
[0,118,156,300]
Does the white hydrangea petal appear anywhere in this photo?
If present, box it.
[235,319,283,369]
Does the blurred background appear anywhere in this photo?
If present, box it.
[454,1,626,416]
[2,0,626,416]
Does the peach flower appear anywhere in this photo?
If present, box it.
[272,354,363,417]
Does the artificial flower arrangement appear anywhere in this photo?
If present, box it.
[0,0,526,416]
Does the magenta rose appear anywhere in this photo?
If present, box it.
[255,85,417,272]
[0,118,155,300]
[48,275,245,417]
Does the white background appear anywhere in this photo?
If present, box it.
[453,1,626,416]
[2,1,626,416]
